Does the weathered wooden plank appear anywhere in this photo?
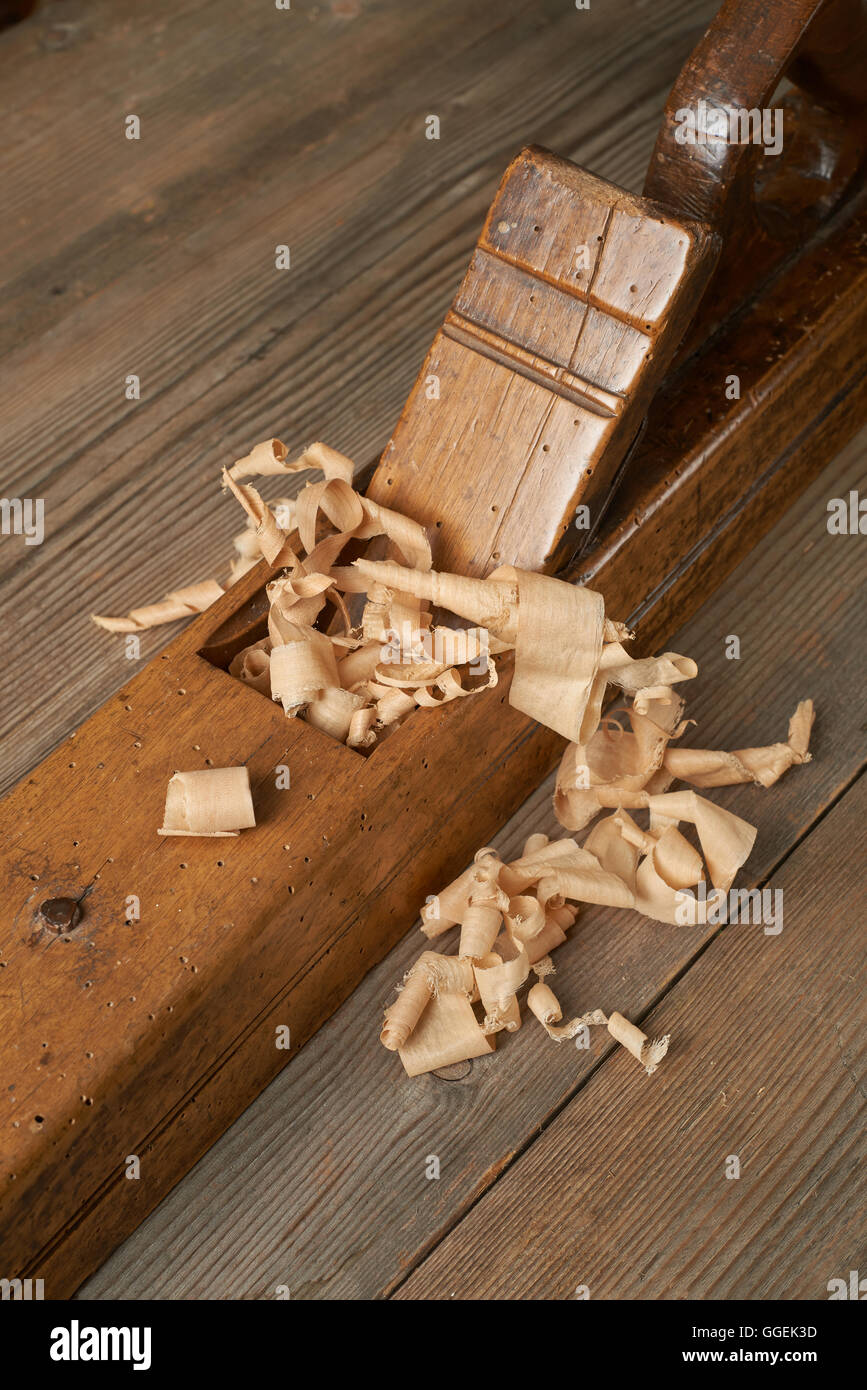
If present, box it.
[77,433,867,1298]
[0,0,714,795]
[394,776,867,1301]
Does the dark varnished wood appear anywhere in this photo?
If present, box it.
[644,0,867,230]
[646,0,867,349]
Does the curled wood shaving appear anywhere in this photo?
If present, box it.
[92,580,225,633]
[91,437,696,763]
[93,438,497,752]
[157,767,256,837]
[527,982,608,1041]
[381,686,815,1073]
[476,943,530,1035]
[217,448,505,750]
[86,435,814,1084]
[662,699,814,787]
[227,439,354,485]
[382,826,681,1077]
[230,496,295,583]
[381,951,493,1077]
[228,639,270,695]
[607,1011,671,1074]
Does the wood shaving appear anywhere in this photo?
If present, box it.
[91,580,225,633]
[88,437,814,1081]
[157,767,256,837]
[382,686,814,1075]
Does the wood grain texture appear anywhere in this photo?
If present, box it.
[367,148,717,575]
[0,0,716,795]
[7,210,864,1293]
[77,435,867,1299]
[0,563,563,1296]
[3,0,864,1301]
[395,775,867,1301]
[6,0,843,1296]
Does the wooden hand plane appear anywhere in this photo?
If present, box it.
[1,0,865,1296]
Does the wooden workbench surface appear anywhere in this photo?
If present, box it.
[1,0,863,1299]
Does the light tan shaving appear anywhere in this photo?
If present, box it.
[86,437,813,1087]
[158,767,256,837]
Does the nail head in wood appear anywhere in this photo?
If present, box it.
[38,898,81,933]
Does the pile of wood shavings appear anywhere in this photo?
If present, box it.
[93,439,500,750]
[345,552,812,1077]
[91,438,815,1077]
[380,673,813,1076]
